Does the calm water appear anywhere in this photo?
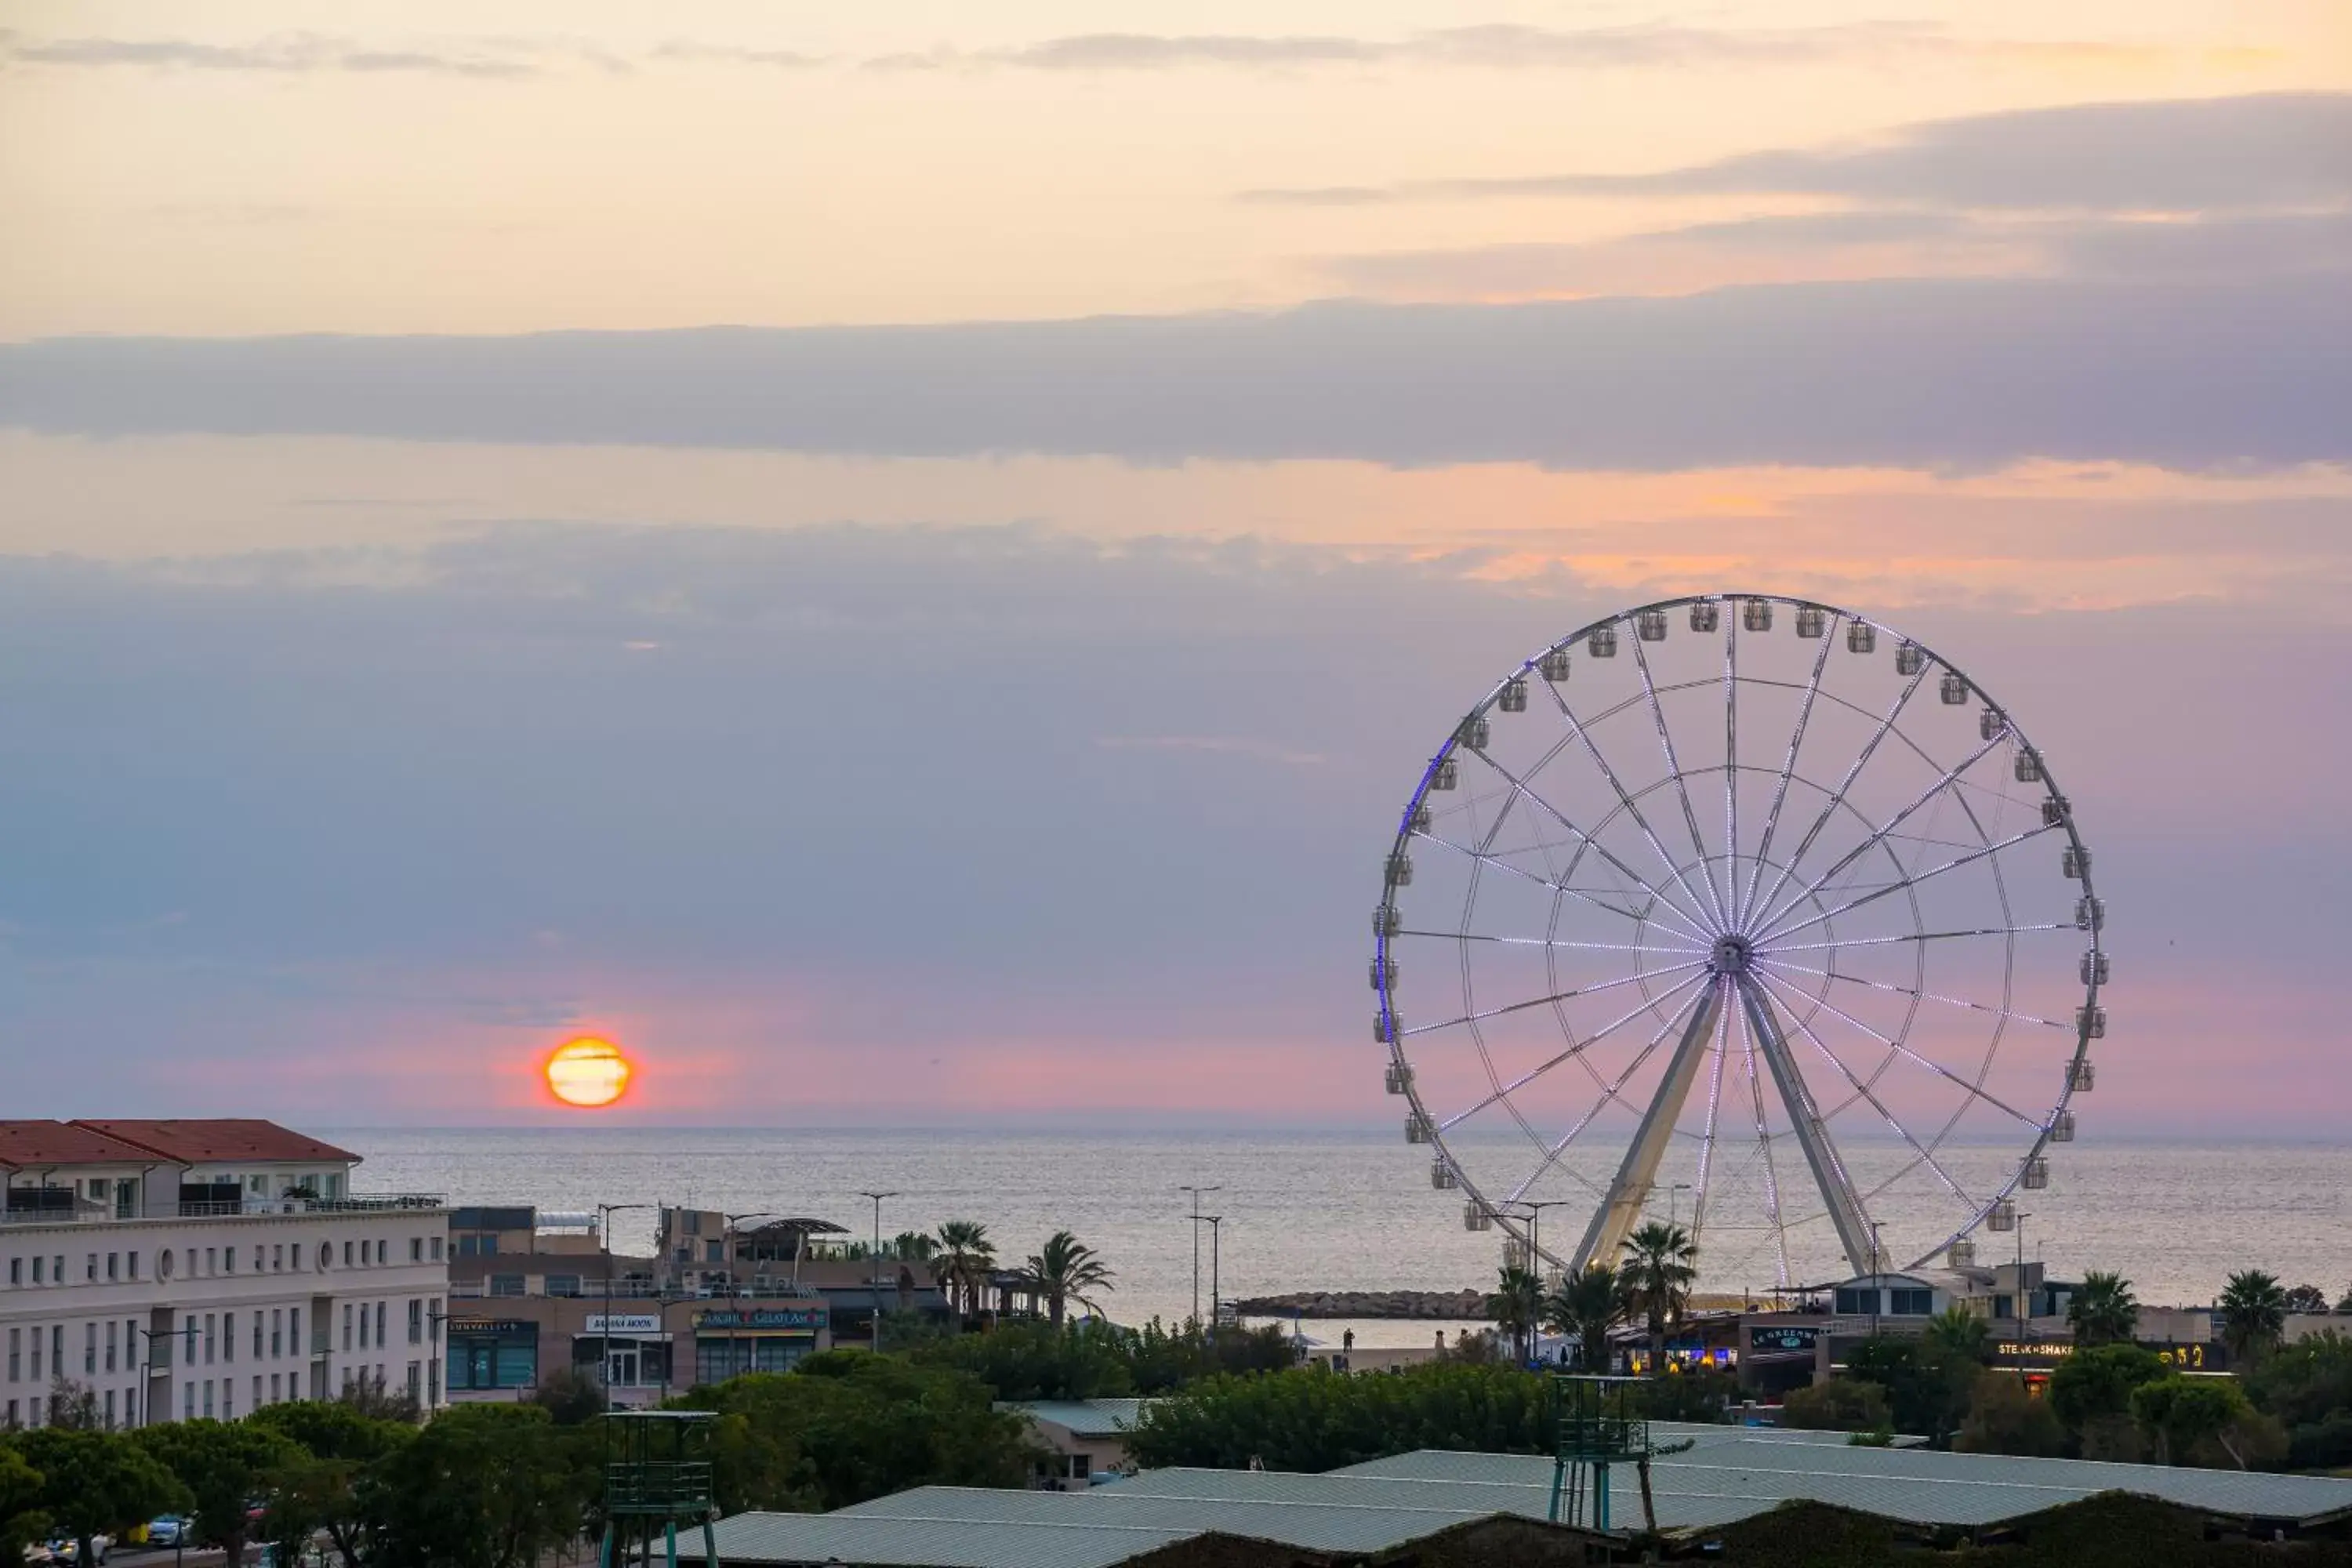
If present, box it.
[334,1128,2352,1348]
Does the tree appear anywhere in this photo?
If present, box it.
[1922,1305,1991,1365]
[2049,1343,2166,1439]
[1781,1378,1890,1433]
[134,1418,300,1568]
[1955,1370,2067,1456]
[2067,1272,2139,1348]
[1544,1265,1627,1374]
[43,1380,103,1432]
[1022,1231,1113,1329]
[0,1442,44,1565]
[2241,1329,2352,1469]
[913,1318,1133,1401]
[338,1372,423,1425]
[1619,1221,1697,1367]
[890,1231,937,1264]
[1845,1336,1975,1443]
[248,1400,415,1568]
[1486,1265,1544,1364]
[931,1220,996,1325]
[2220,1269,2289,1366]
[2131,1374,2285,1469]
[2282,1283,2329,1314]
[361,1403,593,1568]
[14,1428,187,1568]
[1128,1362,1552,1473]
[529,1366,608,1425]
[678,1356,1044,1512]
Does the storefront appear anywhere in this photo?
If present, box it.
[448,1317,539,1393]
[693,1304,829,1382]
[572,1312,674,1398]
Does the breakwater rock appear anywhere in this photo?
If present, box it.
[1229,1289,1488,1319]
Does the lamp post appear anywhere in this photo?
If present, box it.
[1203,1217,1224,1341]
[1869,1221,1883,1341]
[2014,1212,2034,1362]
[1504,1200,1577,1276]
[597,1203,657,1400]
[716,1210,776,1385]
[132,1323,196,1428]
[858,1191,899,1352]
[1178,1186,1222,1328]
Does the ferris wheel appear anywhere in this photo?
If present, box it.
[1373,595,2105,1290]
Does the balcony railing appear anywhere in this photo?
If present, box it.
[1,1192,446,1226]
[448,1280,824,1302]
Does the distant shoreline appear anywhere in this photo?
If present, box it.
[1229,1289,1490,1319]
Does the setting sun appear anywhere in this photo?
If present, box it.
[544,1037,632,1109]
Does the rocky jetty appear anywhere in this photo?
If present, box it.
[1229,1288,1488,1319]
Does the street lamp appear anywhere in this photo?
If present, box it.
[715,1210,777,1386]
[597,1203,658,1400]
[1203,1217,1224,1341]
[1502,1200,1577,1276]
[132,1322,197,1427]
[1869,1221,1884,1341]
[1178,1186,1222,1328]
[858,1191,899,1352]
[2013,1212,2035,1361]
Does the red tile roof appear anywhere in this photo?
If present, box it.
[0,1120,161,1171]
[69,1120,360,1167]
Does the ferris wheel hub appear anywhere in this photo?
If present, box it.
[1708,935,1755,976]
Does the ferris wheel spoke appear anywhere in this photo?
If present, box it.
[1750,966,2040,1129]
[1757,922,2071,956]
[1538,683,1726,939]
[1762,974,1980,1209]
[1739,615,1838,931]
[1754,956,2072,1033]
[1436,968,1712,1133]
[1733,1000,1792,1289]
[1753,822,2057,948]
[1733,974,1877,1274]
[1501,990,1704,1209]
[1570,978,1729,1272]
[1631,633,1731,931]
[1461,750,1718,944]
[1413,826,1707,938]
[1402,958,1710,1037]
[1749,728,2009,942]
[1721,609,1740,936]
[1688,992,1733,1249]
[1400,929,1709,956]
[1746,663,1930,937]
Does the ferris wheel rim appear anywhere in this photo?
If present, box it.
[1376,592,2103,1284]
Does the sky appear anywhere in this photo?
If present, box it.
[0,0,2347,1133]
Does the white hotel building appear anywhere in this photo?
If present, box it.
[1,1120,448,1428]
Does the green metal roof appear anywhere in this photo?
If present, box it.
[1001,1398,1152,1438]
[689,1511,1194,1568]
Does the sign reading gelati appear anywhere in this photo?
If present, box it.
[694,1305,828,1332]
[583,1314,662,1334]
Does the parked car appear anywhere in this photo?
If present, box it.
[143,1519,187,1549]
[21,1544,53,1567]
[44,1538,110,1567]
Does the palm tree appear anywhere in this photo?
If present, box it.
[1024,1230,1114,1328]
[2220,1269,2288,1365]
[932,1219,995,1325]
[1487,1265,1544,1363]
[1545,1264,1627,1373]
[1621,1221,1697,1370]
[2067,1271,2139,1347]
[1923,1303,1991,1363]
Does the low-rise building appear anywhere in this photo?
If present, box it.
[1,1119,448,1428]
[1004,1399,1151,1489]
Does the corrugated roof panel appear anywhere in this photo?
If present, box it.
[691,1513,1194,1568]
[1004,1398,1152,1437]
[832,1483,1499,1554]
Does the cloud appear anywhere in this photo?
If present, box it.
[1312,209,2352,300]
[4,271,2345,473]
[0,30,536,78]
[1243,93,2352,212]
[647,41,826,70]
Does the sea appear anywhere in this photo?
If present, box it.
[333,1127,2352,1350]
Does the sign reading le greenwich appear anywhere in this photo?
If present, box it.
[694,1305,829,1332]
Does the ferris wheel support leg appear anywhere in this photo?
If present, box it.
[1735,975,1878,1275]
[1570,980,1723,1272]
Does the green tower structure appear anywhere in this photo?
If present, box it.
[1547,1374,1657,1534]
[600,1410,722,1568]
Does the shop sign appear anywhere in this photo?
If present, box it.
[449,1319,533,1334]
[1749,1327,1818,1354]
[695,1305,827,1332]
[584,1314,662,1334]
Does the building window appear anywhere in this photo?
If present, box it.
[408,1301,423,1345]
[104,1389,115,1428]
[1833,1287,1875,1316]
[129,1251,140,1280]
[223,1379,234,1419]
[7,1258,17,1286]
[29,1327,41,1380]
[225,1312,236,1363]
[7,1327,18,1381]
[273,1245,284,1272]
[87,1253,97,1282]
[271,1373,281,1401]
[106,1321,117,1374]
[252,1314,263,1360]
[84,1322,96,1374]
[546,1275,583,1298]
[225,1247,236,1274]
[272,1310,283,1358]
[291,1308,302,1352]
[359,1303,370,1349]
[252,1374,261,1409]
[205,1314,216,1365]
[411,1238,423,1263]
[107,1252,119,1281]
[203,1380,214,1417]
[489,1274,525,1298]
[344,1241,355,1268]
[183,1382,194,1420]
[1890,1288,1935,1316]
[30,1257,42,1285]
[376,1301,387,1347]
[431,1237,444,1261]
[343,1305,354,1352]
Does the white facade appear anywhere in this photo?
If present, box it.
[2,1130,448,1429]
